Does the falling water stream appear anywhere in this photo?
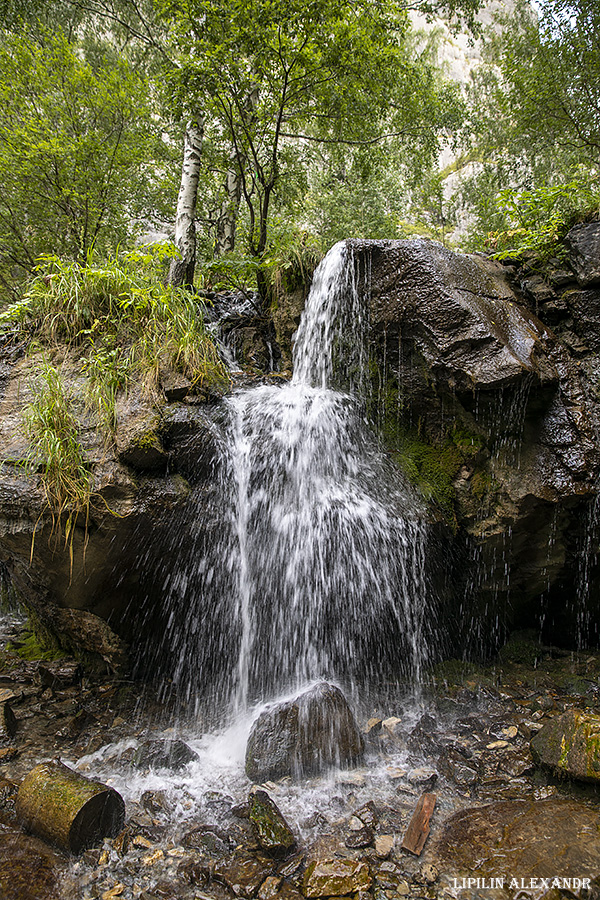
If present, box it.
[155,241,431,714]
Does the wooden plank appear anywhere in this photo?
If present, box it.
[400,792,436,856]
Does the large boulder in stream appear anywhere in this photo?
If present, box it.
[245,682,364,782]
[530,709,600,783]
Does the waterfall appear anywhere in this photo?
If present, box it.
[153,241,432,713]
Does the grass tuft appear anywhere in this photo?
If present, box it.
[23,359,94,563]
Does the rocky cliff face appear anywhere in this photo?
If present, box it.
[348,234,600,653]
[1,230,599,670]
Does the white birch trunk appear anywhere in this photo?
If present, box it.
[168,114,204,287]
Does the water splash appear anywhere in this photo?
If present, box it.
[150,241,432,713]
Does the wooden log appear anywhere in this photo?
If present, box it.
[16,760,125,854]
[400,792,436,856]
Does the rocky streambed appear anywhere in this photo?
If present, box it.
[2,620,600,900]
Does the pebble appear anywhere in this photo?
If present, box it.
[421,863,438,884]
[142,849,164,865]
[386,766,407,781]
[101,885,125,899]
[486,740,509,749]
[133,836,154,849]
[258,876,283,899]
[382,716,403,735]
[407,767,437,785]
[501,726,518,740]
[375,835,394,859]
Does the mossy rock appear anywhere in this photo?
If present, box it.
[248,789,296,857]
[498,631,543,666]
[531,709,600,782]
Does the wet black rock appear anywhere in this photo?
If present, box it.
[344,823,373,849]
[182,825,231,856]
[245,682,364,782]
[565,221,600,286]
[0,699,17,737]
[132,739,199,771]
[438,748,481,787]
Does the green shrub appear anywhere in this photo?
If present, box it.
[486,178,600,263]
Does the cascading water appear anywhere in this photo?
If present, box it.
[152,241,431,714]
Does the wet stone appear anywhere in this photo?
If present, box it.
[213,853,274,898]
[205,790,235,810]
[182,825,231,856]
[245,682,363,782]
[407,767,438,787]
[249,789,296,857]
[111,828,130,857]
[355,800,379,828]
[0,832,64,900]
[374,835,395,859]
[276,884,304,900]
[141,789,172,816]
[344,823,373,848]
[530,708,600,782]
[437,749,480,787]
[382,716,403,737]
[497,746,535,778]
[303,858,372,898]
[178,856,212,885]
[232,802,251,819]
[257,875,283,899]
[431,797,600,880]
[302,811,328,829]
[132,739,199,772]
[277,852,305,879]
[0,699,17,737]
[37,661,81,690]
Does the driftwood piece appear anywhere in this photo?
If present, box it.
[16,760,125,853]
[401,792,436,856]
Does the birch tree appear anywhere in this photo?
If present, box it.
[168,114,204,286]
[155,0,483,302]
